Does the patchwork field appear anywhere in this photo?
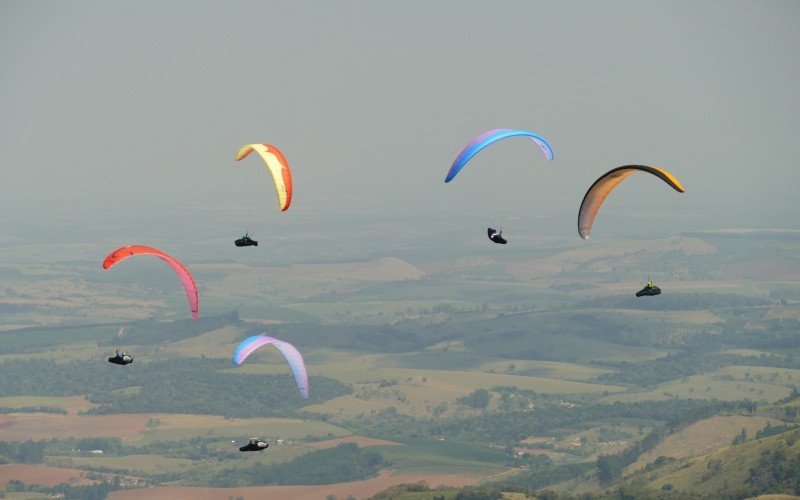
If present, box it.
[372,438,511,476]
[0,395,94,414]
[1,228,798,496]
[284,299,477,321]
[0,464,97,487]
[601,374,793,404]
[134,415,351,444]
[0,412,350,444]
[0,413,153,441]
[301,368,624,418]
[306,435,402,450]
[109,471,480,500]
[47,455,195,475]
[231,351,626,390]
[473,359,613,381]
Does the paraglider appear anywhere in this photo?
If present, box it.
[234,232,258,247]
[578,165,685,239]
[235,144,293,212]
[239,437,269,452]
[233,335,309,398]
[102,245,199,320]
[487,227,507,245]
[636,280,661,297]
[108,349,133,365]
[445,129,554,183]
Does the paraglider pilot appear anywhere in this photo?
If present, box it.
[487,227,508,245]
[239,437,269,452]
[636,280,661,297]
[235,232,258,247]
[108,349,133,365]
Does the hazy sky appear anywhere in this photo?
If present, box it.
[2,1,799,247]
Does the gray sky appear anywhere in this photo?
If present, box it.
[2,1,799,247]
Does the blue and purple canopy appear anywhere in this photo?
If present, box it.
[445,129,554,183]
[233,335,309,398]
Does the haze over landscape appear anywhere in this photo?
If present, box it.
[1,1,799,499]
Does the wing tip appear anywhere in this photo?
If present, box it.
[235,145,253,161]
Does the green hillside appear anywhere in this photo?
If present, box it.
[616,427,800,498]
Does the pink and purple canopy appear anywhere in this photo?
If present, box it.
[233,335,309,398]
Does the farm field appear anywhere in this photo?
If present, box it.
[0,227,799,497]
[0,464,98,487]
[601,374,795,404]
[0,395,94,414]
[0,413,154,441]
[109,470,481,500]
[47,455,196,475]
[0,412,350,444]
[373,438,511,475]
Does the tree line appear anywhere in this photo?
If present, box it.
[0,357,351,418]
[209,443,384,487]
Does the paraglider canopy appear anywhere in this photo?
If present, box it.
[445,129,554,183]
[235,144,293,212]
[233,335,309,398]
[102,245,199,320]
[578,165,685,239]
